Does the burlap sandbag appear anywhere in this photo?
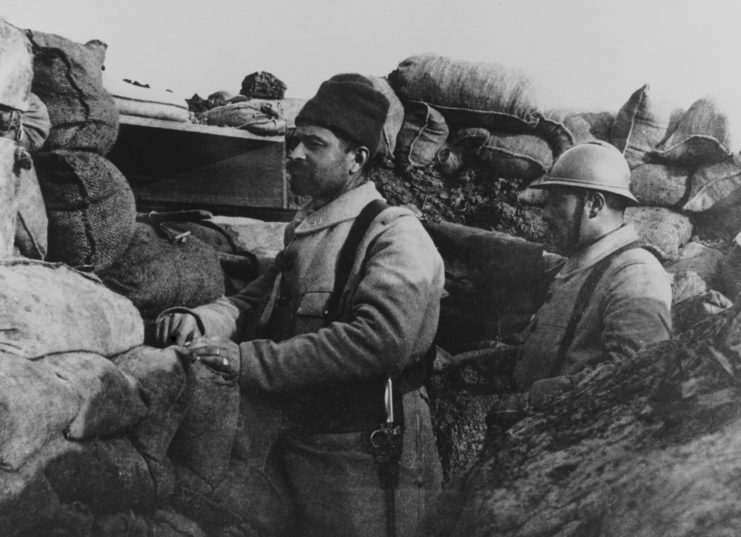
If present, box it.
[667,241,724,284]
[625,206,693,262]
[670,270,708,305]
[26,30,119,155]
[44,438,156,514]
[34,150,136,271]
[388,54,538,131]
[715,234,741,301]
[112,346,188,474]
[0,19,33,112]
[610,84,683,168]
[99,222,226,324]
[0,259,144,359]
[672,289,733,333]
[630,163,689,208]
[200,102,287,136]
[368,75,405,159]
[650,96,741,167]
[169,361,240,487]
[14,160,48,259]
[39,352,147,441]
[449,127,552,179]
[0,137,20,257]
[541,109,615,149]
[683,155,741,213]
[0,354,79,471]
[395,101,449,168]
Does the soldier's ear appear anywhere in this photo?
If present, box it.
[586,191,605,218]
[349,146,369,174]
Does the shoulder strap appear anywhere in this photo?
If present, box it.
[323,199,390,323]
[549,241,640,377]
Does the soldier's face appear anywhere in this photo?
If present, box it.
[287,124,355,205]
[542,187,582,255]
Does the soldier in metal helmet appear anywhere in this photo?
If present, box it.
[513,141,672,408]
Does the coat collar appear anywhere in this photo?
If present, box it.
[557,223,640,279]
[292,181,384,235]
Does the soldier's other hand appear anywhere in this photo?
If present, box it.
[529,376,574,411]
[155,312,202,347]
[183,336,240,380]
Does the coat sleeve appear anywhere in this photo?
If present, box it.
[597,260,673,369]
[236,216,445,393]
[191,260,281,341]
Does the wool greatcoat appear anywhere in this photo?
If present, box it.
[190,180,445,537]
[514,223,673,389]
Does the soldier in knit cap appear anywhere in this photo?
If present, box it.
[157,74,444,537]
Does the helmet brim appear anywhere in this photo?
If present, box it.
[529,176,640,204]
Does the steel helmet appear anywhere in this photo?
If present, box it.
[530,141,638,203]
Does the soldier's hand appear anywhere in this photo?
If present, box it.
[155,312,202,347]
[529,376,574,411]
[183,336,240,381]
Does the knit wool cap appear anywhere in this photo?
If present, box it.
[296,73,389,157]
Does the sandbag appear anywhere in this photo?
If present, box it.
[39,352,147,441]
[610,84,683,168]
[200,101,287,136]
[44,438,156,513]
[715,233,741,301]
[112,346,189,469]
[0,354,79,471]
[105,76,190,122]
[26,30,119,155]
[650,96,741,167]
[368,75,405,158]
[169,361,240,487]
[0,259,144,359]
[683,155,741,213]
[14,160,48,259]
[99,222,226,323]
[395,101,449,168]
[670,270,708,305]
[666,241,724,283]
[451,128,553,179]
[630,163,689,207]
[672,289,733,333]
[0,137,20,257]
[388,54,538,131]
[34,149,136,271]
[19,93,51,151]
[691,204,741,242]
[0,19,33,112]
[625,206,693,262]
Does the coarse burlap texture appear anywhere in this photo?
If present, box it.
[683,155,741,212]
[34,150,136,271]
[200,102,287,136]
[650,96,741,167]
[395,101,449,168]
[39,352,147,441]
[0,137,20,257]
[449,127,553,179]
[99,222,226,323]
[716,235,741,301]
[367,75,405,159]
[630,163,689,207]
[625,206,693,262]
[0,19,33,112]
[168,361,240,487]
[0,259,144,359]
[92,509,206,537]
[0,354,79,471]
[667,241,724,284]
[388,54,539,132]
[610,84,683,168]
[26,30,119,155]
[14,160,48,259]
[44,438,156,514]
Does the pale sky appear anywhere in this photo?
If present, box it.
[4,0,741,113]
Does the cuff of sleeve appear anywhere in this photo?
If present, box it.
[155,306,207,335]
